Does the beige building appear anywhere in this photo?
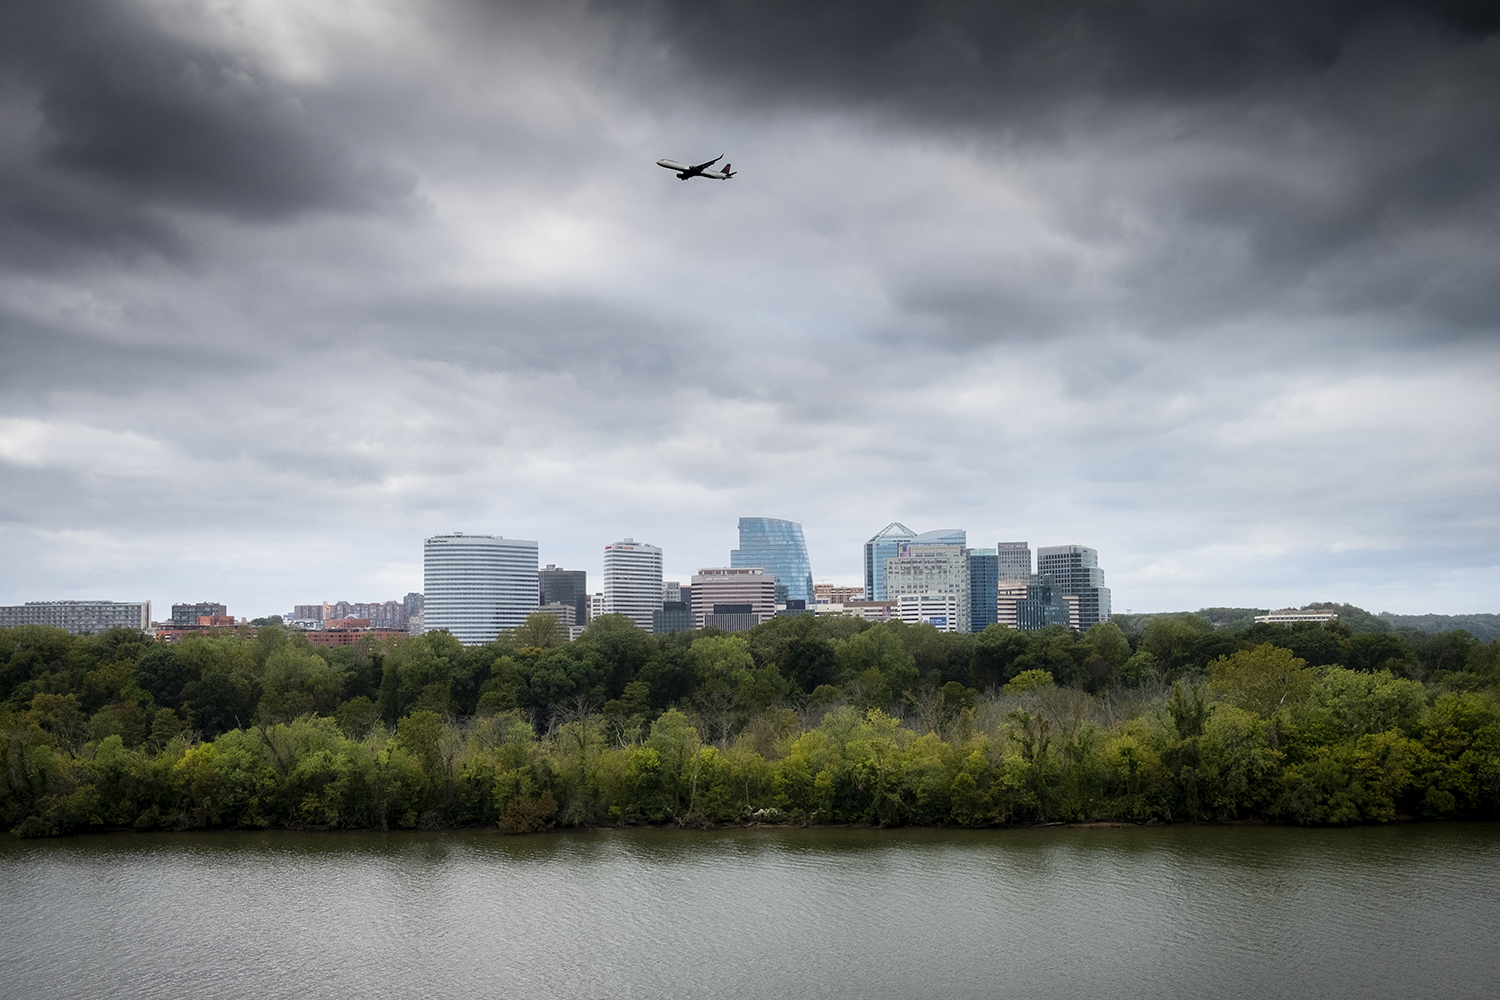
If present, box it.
[814,582,865,604]
[691,567,776,628]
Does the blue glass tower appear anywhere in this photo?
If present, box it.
[864,522,915,600]
[968,548,999,633]
[731,517,814,605]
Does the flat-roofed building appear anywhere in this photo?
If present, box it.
[814,583,864,604]
[996,542,1032,583]
[540,565,589,626]
[0,600,151,635]
[424,532,539,644]
[1254,609,1339,625]
[968,548,999,633]
[653,601,693,635]
[691,567,775,628]
[537,602,578,628]
[1036,544,1111,628]
[604,539,663,630]
[884,543,972,633]
[704,603,761,632]
[172,602,226,626]
[1016,575,1072,630]
[897,592,961,631]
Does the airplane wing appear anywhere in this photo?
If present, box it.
[689,154,723,171]
[656,159,690,171]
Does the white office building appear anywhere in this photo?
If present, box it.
[603,539,663,630]
[423,533,539,644]
[884,544,972,633]
[897,593,961,632]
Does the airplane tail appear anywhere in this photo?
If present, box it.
[723,163,735,178]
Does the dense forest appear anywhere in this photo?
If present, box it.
[2,606,1497,837]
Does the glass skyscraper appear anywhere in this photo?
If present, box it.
[968,548,999,633]
[731,517,813,605]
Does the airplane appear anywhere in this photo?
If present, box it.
[656,154,736,180]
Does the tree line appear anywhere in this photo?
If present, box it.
[1,607,1497,837]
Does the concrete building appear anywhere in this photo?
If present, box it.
[968,548,999,633]
[884,543,972,632]
[997,542,1032,583]
[537,602,578,628]
[423,532,539,645]
[814,583,864,605]
[1036,545,1111,628]
[589,592,606,621]
[403,592,425,627]
[294,603,332,622]
[996,581,1027,628]
[540,564,589,626]
[0,600,152,634]
[603,538,663,631]
[691,567,775,628]
[171,602,226,626]
[897,592,961,631]
[653,601,693,635]
[731,517,814,605]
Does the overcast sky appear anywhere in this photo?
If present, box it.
[2,0,1498,618]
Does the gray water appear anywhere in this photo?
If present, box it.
[2,824,1498,1000]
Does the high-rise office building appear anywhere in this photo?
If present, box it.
[863,522,916,599]
[996,542,1032,582]
[730,517,814,605]
[423,533,539,644]
[603,539,663,630]
[967,548,999,633]
[1035,545,1111,627]
[0,600,152,634]
[691,567,776,628]
[1015,575,1073,630]
[540,564,589,626]
[883,544,972,633]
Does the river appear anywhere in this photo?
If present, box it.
[2,823,1498,999]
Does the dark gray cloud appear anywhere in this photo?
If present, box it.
[0,0,411,264]
[605,0,1499,113]
[0,0,1496,616]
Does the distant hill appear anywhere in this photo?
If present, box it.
[1114,605,1500,641]
[1378,612,1500,642]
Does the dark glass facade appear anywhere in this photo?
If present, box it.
[968,549,999,633]
[731,517,814,605]
[652,601,692,635]
[1016,575,1072,630]
[539,565,589,626]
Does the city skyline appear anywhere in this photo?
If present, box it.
[3,512,1488,621]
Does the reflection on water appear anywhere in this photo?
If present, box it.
[2,824,1498,1000]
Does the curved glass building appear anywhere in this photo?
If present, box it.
[730,517,813,605]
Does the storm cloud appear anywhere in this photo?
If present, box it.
[1,0,1497,616]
